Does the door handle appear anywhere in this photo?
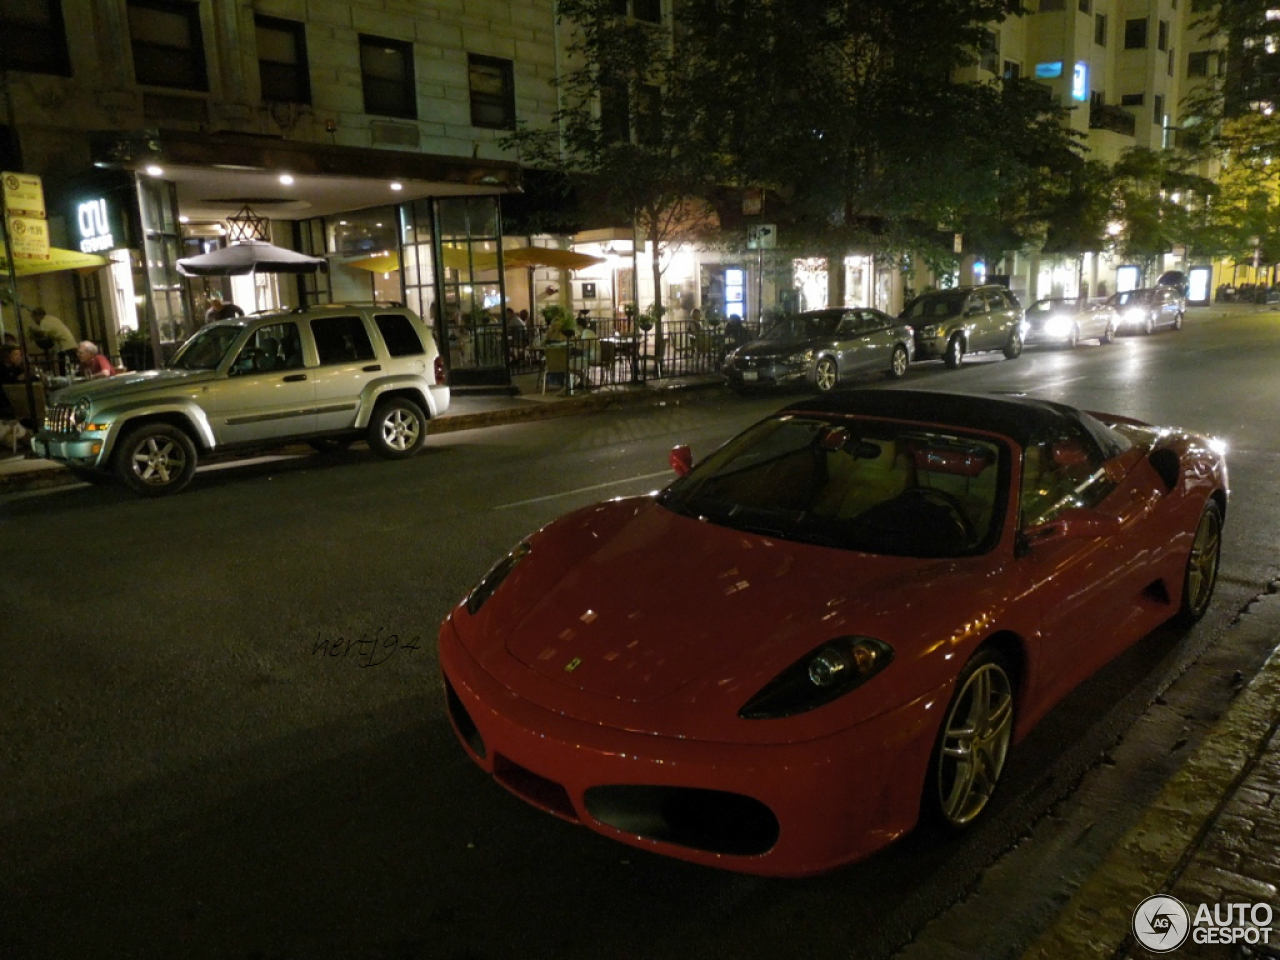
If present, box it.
[283,374,307,382]
[362,364,382,372]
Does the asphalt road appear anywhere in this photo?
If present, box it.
[2,305,1278,960]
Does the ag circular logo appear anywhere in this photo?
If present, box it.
[1133,895,1191,952]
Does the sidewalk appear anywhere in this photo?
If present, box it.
[6,365,1280,957]
[0,370,727,493]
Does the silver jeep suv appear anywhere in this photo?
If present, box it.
[33,302,450,496]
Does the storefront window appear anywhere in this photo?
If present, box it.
[436,196,506,385]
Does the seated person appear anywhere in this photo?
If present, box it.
[1,344,34,384]
[76,340,118,379]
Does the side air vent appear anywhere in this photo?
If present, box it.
[1149,448,1179,492]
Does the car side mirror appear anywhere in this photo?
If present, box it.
[1019,507,1122,552]
[670,444,693,477]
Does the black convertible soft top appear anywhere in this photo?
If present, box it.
[783,389,1133,458]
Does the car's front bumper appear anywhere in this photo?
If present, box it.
[723,361,808,389]
[31,432,107,468]
[438,618,943,877]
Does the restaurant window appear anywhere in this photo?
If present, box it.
[468,54,515,130]
[360,34,416,119]
[256,15,310,104]
[1,0,71,76]
[1157,19,1169,51]
[127,0,207,91]
[1124,18,1148,49]
[1095,13,1107,46]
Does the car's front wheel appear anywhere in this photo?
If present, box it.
[367,397,427,459]
[1003,327,1023,359]
[887,344,909,380]
[114,423,198,496]
[1101,320,1117,344]
[1173,310,1185,331]
[1178,500,1222,623]
[926,648,1014,829]
[944,334,965,369]
[1143,313,1156,335]
[814,356,839,393]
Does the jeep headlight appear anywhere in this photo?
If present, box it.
[70,398,92,431]
[784,349,814,365]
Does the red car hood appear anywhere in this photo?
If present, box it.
[457,497,964,738]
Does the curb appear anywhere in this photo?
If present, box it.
[1020,606,1280,960]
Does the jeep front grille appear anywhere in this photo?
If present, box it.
[45,404,76,434]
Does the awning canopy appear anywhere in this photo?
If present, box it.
[345,246,606,274]
[177,240,328,277]
[344,252,401,273]
[0,245,111,277]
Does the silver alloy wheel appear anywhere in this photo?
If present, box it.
[1003,328,1023,359]
[379,406,421,452]
[814,357,838,392]
[1181,502,1222,620]
[889,344,909,379]
[945,335,965,368]
[936,657,1013,826]
[130,435,187,486]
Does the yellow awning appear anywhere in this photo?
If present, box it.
[0,245,111,277]
[345,246,607,274]
[504,247,606,270]
[344,252,401,273]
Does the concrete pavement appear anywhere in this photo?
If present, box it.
[5,363,1279,958]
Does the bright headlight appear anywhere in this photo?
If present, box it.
[739,636,894,719]
[465,541,531,615]
[1124,308,1146,323]
[1044,316,1072,337]
[70,398,92,431]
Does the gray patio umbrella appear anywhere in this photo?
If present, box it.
[177,241,328,277]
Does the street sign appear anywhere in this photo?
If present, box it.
[748,223,776,250]
[3,171,47,218]
[2,171,50,261]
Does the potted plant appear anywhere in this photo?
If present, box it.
[119,326,155,371]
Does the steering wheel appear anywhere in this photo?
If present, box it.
[898,487,975,542]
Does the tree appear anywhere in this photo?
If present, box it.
[501,0,718,365]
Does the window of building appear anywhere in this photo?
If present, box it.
[1187,50,1212,77]
[1168,47,1176,76]
[127,0,207,91]
[600,83,630,143]
[1124,18,1148,49]
[1095,13,1107,46]
[1154,94,1165,124]
[1004,60,1022,80]
[1078,0,1091,12]
[360,34,416,119]
[1157,19,1169,51]
[636,83,662,144]
[980,30,999,74]
[468,55,515,130]
[610,0,661,20]
[256,15,310,104]
[1039,0,1065,11]
[1,0,71,76]
[1120,93,1145,106]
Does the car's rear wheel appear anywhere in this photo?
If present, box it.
[1003,327,1023,359]
[926,648,1014,829]
[114,423,198,497]
[367,397,427,459]
[814,356,839,393]
[1178,500,1222,622]
[944,335,965,369]
[887,344,909,380]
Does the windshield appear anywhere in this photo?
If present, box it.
[901,292,966,320]
[1109,290,1151,307]
[167,323,246,371]
[659,415,1008,558]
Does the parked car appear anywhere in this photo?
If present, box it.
[33,302,450,496]
[1104,286,1186,335]
[901,285,1024,368]
[439,388,1227,876]
[722,307,914,393]
[1022,297,1117,348]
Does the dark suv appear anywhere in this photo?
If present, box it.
[901,285,1025,368]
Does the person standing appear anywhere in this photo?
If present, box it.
[26,307,77,372]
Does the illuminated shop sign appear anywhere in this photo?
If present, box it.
[1072,62,1089,102]
[77,198,116,253]
[1035,61,1063,79]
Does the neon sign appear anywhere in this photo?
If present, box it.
[77,198,115,253]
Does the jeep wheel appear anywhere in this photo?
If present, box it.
[114,423,198,497]
[368,397,427,459]
[944,335,965,369]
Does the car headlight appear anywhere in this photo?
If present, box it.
[738,636,894,719]
[465,541,531,615]
[70,398,92,431]
[1044,316,1072,337]
[1124,308,1146,323]
[784,349,814,365]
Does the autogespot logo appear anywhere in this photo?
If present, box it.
[1133,895,1191,953]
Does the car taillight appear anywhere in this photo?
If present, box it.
[434,355,447,385]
